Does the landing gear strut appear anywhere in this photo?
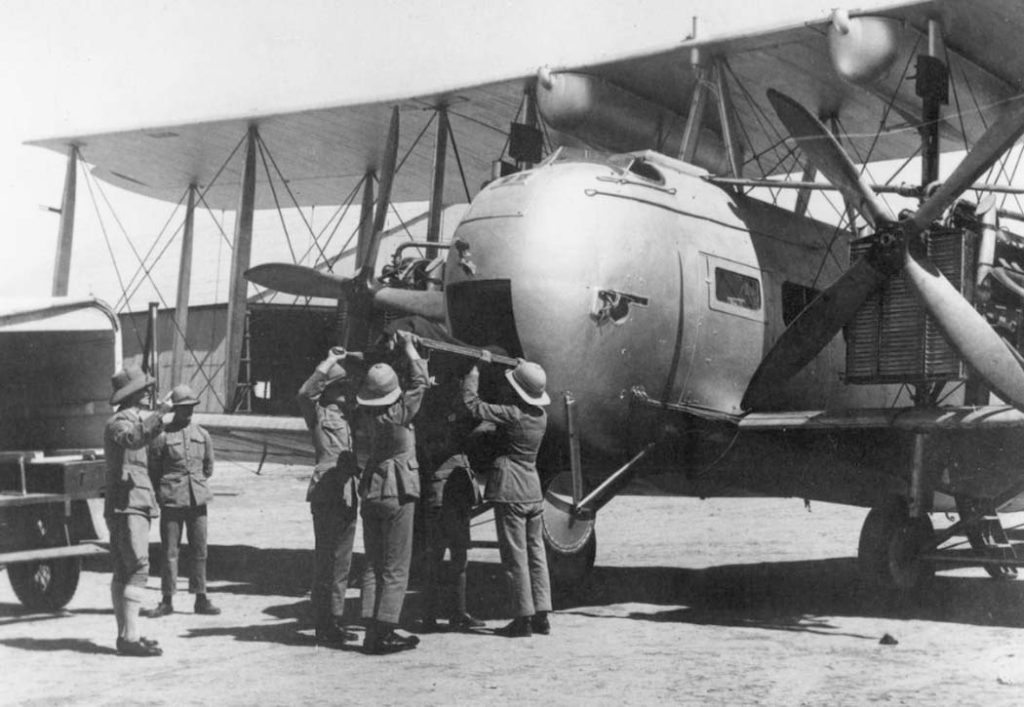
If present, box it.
[541,441,655,593]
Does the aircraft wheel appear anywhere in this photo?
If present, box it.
[542,471,597,593]
[8,558,81,611]
[545,530,596,595]
[858,499,935,593]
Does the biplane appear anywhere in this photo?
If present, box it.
[26,0,1024,595]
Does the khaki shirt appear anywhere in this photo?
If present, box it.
[297,369,358,508]
[462,367,547,503]
[103,406,164,518]
[149,421,214,508]
[358,358,429,501]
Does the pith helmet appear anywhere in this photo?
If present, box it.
[170,384,200,407]
[357,363,401,406]
[110,364,156,405]
[505,360,550,406]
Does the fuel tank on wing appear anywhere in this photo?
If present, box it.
[442,149,779,460]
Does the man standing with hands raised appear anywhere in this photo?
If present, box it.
[104,364,173,657]
[297,346,363,646]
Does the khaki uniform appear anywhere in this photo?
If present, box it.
[359,358,429,626]
[297,368,360,631]
[104,407,164,588]
[419,394,490,620]
[462,367,551,618]
[149,421,214,597]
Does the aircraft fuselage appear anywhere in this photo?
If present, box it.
[446,152,878,434]
[440,150,1024,508]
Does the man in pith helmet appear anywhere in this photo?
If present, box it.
[146,384,220,618]
[104,364,173,657]
[462,357,552,637]
[356,331,429,654]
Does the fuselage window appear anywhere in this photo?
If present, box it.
[715,268,761,310]
[781,281,821,325]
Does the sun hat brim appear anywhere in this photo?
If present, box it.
[110,373,156,405]
[505,368,550,406]
[357,386,402,407]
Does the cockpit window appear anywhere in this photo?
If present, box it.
[715,268,761,310]
[626,158,664,184]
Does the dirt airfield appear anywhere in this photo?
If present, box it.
[4,460,1024,706]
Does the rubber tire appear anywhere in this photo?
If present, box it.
[545,530,597,597]
[887,515,935,592]
[7,557,81,611]
[858,499,935,593]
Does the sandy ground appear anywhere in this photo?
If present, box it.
[4,460,1024,706]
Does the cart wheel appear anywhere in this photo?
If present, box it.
[8,557,82,611]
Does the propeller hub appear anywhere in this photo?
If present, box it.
[868,223,905,276]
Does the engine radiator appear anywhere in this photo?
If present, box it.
[845,228,973,384]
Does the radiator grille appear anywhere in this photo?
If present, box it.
[845,228,972,384]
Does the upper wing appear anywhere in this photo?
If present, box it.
[27,0,1024,209]
[28,81,528,209]
[581,0,1021,178]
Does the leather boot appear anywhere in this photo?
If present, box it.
[145,599,173,618]
[495,616,532,637]
[365,622,420,654]
[194,595,221,615]
[531,611,550,635]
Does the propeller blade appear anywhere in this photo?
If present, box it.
[373,288,446,322]
[903,252,1024,410]
[244,263,353,299]
[914,94,1024,229]
[767,89,896,228]
[742,256,888,409]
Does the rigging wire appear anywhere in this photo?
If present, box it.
[254,135,298,264]
[83,166,173,312]
[114,187,188,311]
[254,131,334,267]
[79,160,143,352]
[722,59,791,190]
[446,111,473,203]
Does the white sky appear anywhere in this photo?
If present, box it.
[0,0,887,303]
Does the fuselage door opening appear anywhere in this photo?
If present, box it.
[689,253,766,414]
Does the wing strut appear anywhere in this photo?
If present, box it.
[224,125,258,412]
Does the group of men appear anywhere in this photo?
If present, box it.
[103,369,218,657]
[102,329,553,657]
[298,331,554,653]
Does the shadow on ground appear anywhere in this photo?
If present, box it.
[11,545,1022,643]
[0,636,115,655]
[81,544,336,598]
[558,557,1024,633]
